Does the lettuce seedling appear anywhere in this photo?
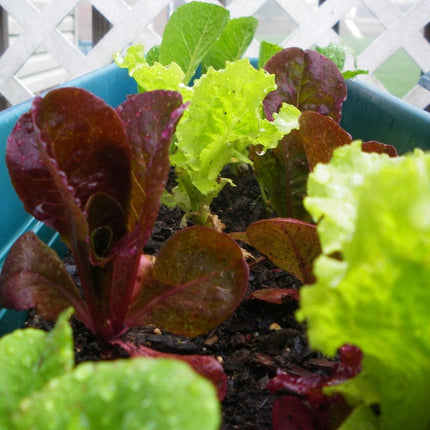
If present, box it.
[0,309,221,430]
[297,142,430,429]
[0,87,249,343]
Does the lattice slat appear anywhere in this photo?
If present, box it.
[0,0,428,108]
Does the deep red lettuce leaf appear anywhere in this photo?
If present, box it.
[116,91,187,241]
[263,47,346,123]
[127,226,249,337]
[250,111,397,220]
[6,88,131,244]
[299,111,352,170]
[250,130,310,220]
[0,232,89,324]
[114,340,228,401]
[272,394,351,430]
[245,218,321,284]
[362,140,398,157]
[268,345,363,430]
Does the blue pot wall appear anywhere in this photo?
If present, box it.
[0,61,429,335]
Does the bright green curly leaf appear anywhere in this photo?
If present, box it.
[14,358,220,430]
[298,147,430,430]
[304,141,397,255]
[0,308,74,428]
[171,58,283,196]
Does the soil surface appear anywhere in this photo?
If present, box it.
[26,168,335,429]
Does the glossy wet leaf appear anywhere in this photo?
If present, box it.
[14,358,220,430]
[3,87,185,342]
[0,309,74,428]
[128,226,249,337]
[299,111,352,170]
[250,130,310,220]
[246,218,321,284]
[117,90,185,238]
[0,232,84,321]
[6,88,131,244]
[263,47,346,123]
[300,147,430,429]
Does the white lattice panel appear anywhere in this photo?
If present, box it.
[0,0,429,108]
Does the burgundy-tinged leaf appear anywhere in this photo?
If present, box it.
[362,140,398,157]
[267,344,362,396]
[113,340,228,401]
[273,393,351,430]
[127,226,249,337]
[6,88,131,243]
[116,91,186,242]
[0,232,88,324]
[88,91,185,340]
[272,395,316,430]
[263,48,346,123]
[269,347,359,430]
[327,344,363,386]
[267,368,327,396]
[299,111,352,170]
[246,218,321,284]
[250,130,310,220]
[249,288,299,304]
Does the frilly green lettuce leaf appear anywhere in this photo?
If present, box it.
[304,141,396,255]
[171,58,293,196]
[15,359,220,430]
[114,44,193,101]
[298,146,430,429]
[0,308,74,428]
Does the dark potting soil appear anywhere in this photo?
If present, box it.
[25,168,336,430]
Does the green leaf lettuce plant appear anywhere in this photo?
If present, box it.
[0,309,220,430]
[296,141,430,429]
[115,1,300,226]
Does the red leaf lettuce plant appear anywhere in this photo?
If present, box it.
[0,87,249,353]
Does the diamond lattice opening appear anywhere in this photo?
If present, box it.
[16,51,68,95]
[254,0,298,45]
[28,0,49,12]
[374,47,422,98]
[7,15,24,49]
[337,3,385,55]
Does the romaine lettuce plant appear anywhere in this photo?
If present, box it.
[296,142,430,429]
[0,87,249,346]
[0,309,221,430]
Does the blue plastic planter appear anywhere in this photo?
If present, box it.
[0,62,429,336]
